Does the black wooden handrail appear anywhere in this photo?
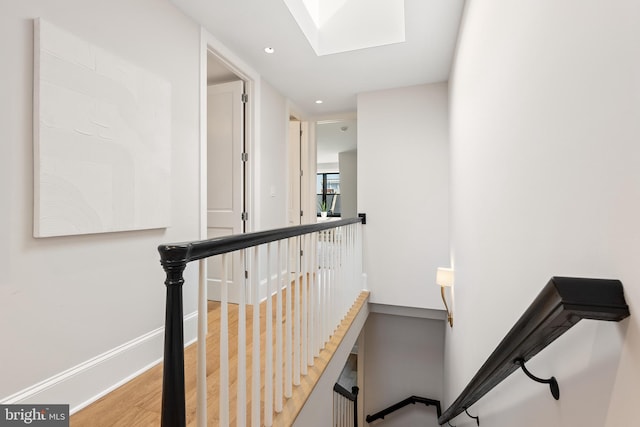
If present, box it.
[158,216,364,427]
[334,383,359,401]
[159,217,362,267]
[438,277,630,425]
[366,395,442,423]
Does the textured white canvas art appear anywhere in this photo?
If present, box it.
[33,18,171,237]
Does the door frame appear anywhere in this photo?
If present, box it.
[200,28,260,241]
[287,104,316,225]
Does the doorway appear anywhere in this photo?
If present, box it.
[288,114,314,226]
[316,116,358,219]
[202,32,258,303]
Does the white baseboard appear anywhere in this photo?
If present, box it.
[0,311,198,414]
[208,269,289,304]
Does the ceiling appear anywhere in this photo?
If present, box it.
[172,0,465,116]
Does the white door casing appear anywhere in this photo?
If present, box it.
[288,119,302,226]
[299,121,311,225]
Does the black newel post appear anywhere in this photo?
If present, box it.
[160,258,187,427]
[352,386,359,427]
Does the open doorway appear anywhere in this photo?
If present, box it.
[288,113,316,226]
[316,116,358,219]
[201,31,259,304]
[204,52,245,303]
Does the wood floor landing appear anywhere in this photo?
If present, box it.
[70,290,369,426]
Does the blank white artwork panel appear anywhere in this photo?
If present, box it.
[33,18,171,237]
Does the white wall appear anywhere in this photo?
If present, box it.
[259,80,288,230]
[358,83,450,309]
[339,149,357,218]
[0,0,200,410]
[363,313,444,427]
[447,0,640,425]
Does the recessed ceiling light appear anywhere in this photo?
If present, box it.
[264,47,275,54]
[315,100,323,104]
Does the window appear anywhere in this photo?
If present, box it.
[317,173,341,217]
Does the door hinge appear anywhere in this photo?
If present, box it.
[300,169,304,177]
[241,152,248,162]
[241,212,248,221]
[300,250,304,257]
[245,270,249,279]
[241,93,248,103]
[300,210,304,217]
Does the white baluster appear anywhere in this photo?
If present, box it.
[341,226,346,318]
[322,230,328,342]
[294,236,301,385]
[220,255,229,426]
[237,250,247,427]
[301,234,308,375]
[311,232,319,358]
[347,224,356,302]
[252,246,260,427]
[265,244,273,426]
[307,233,314,365]
[329,228,340,335]
[197,259,207,427]
[351,224,357,302]
[340,227,344,320]
[323,230,329,343]
[275,240,283,412]
[285,238,293,397]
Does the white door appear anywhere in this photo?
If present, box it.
[207,80,245,302]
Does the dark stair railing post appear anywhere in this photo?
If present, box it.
[160,252,188,427]
[352,386,359,427]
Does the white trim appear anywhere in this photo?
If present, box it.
[0,311,198,414]
[286,101,316,226]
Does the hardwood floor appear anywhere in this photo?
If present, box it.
[70,289,369,426]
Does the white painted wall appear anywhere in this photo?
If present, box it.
[259,80,288,230]
[0,0,296,412]
[255,80,289,301]
[358,83,450,309]
[447,0,640,425]
[339,149,357,218]
[0,0,201,409]
[363,313,444,427]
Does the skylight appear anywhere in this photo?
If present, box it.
[283,0,406,56]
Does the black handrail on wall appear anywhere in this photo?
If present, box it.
[158,217,364,427]
[438,277,630,425]
[366,395,442,423]
[334,383,360,427]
